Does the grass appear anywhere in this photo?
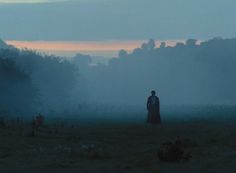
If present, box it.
[1,106,236,173]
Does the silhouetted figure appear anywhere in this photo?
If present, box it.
[147,90,161,124]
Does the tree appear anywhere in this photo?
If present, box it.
[160,42,166,49]
[186,39,197,46]
[141,39,156,51]
[147,39,156,50]
[0,58,37,116]
[118,49,128,58]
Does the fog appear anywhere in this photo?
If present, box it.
[1,37,236,118]
[75,38,236,106]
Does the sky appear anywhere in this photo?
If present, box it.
[6,39,184,57]
[1,0,236,57]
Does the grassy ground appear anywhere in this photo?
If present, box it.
[0,117,236,173]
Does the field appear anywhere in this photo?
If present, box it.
[1,106,236,173]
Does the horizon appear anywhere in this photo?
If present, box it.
[6,39,194,58]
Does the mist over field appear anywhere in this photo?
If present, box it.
[0,37,236,119]
[1,1,236,172]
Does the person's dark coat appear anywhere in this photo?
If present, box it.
[147,95,161,124]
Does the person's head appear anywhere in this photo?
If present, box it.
[151,90,156,96]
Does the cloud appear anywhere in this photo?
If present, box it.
[1,0,236,41]
[0,0,67,3]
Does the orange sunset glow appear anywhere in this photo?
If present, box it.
[6,40,185,57]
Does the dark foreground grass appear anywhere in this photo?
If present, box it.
[0,116,236,173]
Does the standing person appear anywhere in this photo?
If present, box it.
[147,90,161,124]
